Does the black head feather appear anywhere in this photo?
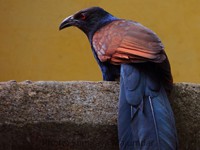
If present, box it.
[59,7,117,38]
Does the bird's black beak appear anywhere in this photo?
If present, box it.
[59,15,75,30]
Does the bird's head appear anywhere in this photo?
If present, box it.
[59,7,117,38]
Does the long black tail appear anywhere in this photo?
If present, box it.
[118,64,178,150]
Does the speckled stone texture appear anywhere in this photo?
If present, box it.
[0,81,199,150]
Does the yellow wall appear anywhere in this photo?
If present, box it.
[0,0,200,83]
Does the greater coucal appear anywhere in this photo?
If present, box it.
[59,7,178,150]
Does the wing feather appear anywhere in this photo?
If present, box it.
[93,20,166,64]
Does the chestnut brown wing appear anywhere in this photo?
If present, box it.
[92,20,166,65]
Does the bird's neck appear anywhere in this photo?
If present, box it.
[87,14,119,41]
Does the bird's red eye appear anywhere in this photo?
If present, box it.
[80,13,86,20]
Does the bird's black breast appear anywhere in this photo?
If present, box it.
[101,62,120,81]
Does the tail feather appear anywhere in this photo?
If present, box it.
[151,88,178,149]
[118,64,178,150]
[148,96,160,149]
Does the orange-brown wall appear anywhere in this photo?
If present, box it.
[0,0,200,83]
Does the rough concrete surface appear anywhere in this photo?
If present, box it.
[0,81,199,150]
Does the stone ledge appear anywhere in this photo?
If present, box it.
[0,81,199,150]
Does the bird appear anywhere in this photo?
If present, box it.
[59,7,178,150]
